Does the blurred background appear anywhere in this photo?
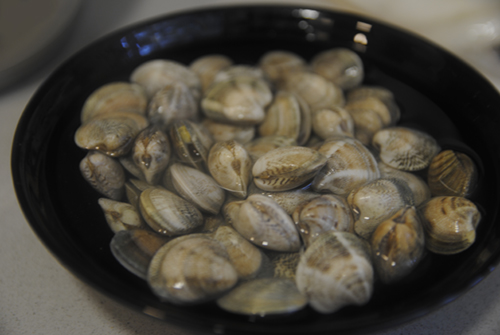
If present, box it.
[2,1,500,335]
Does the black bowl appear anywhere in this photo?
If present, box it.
[11,5,500,335]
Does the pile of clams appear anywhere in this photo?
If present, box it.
[75,48,482,316]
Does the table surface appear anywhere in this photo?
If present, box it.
[3,1,500,334]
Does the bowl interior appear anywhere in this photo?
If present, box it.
[12,5,500,335]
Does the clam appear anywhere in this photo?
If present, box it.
[371,206,425,284]
[132,126,171,185]
[258,90,311,145]
[346,85,400,124]
[80,151,126,200]
[266,251,301,280]
[207,140,253,199]
[169,120,213,171]
[119,154,145,181]
[216,278,307,316]
[347,178,415,240]
[244,135,296,161]
[259,50,307,87]
[80,82,148,123]
[378,160,431,206]
[189,54,233,93]
[98,198,143,233]
[201,76,272,126]
[201,119,255,144]
[419,196,481,255]
[213,225,263,280]
[130,59,201,100]
[295,231,374,314]
[233,194,301,252]
[124,178,155,209]
[146,83,199,130]
[213,65,266,83]
[312,136,380,196]
[110,229,169,279]
[372,127,441,171]
[75,111,149,157]
[247,182,320,215]
[427,150,478,198]
[252,146,327,191]
[147,234,238,304]
[292,194,353,247]
[139,187,204,236]
[311,106,355,140]
[283,71,345,111]
[167,163,226,215]
[311,47,364,90]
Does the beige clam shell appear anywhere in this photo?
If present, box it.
[312,136,380,195]
[372,127,441,171]
[201,119,255,144]
[252,146,327,191]
[190,54,233,93]
[208,140,253,198]
[295,231,374,314]
[419,196,481,255]
[169,163,226,215]
[80,82,148,123]
[139,187,204,236]
[132,126,171,185]
[311,47,364,90]
[244,135,296,161]
[98,198,143,233]
[233,194,301,252]
[311,106,355,140]
[80,151,125,200]
[259,50,307,87]
[147,234,238,304]
[371,206,425,284]
[427,150,478,198]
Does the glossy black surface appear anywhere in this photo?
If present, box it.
[11,5,500,335]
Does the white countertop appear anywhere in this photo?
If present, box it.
[3,1,500,334]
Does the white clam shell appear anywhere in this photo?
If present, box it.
[98,198,143,233]
[233,194,301,252]
[295,231,374,314]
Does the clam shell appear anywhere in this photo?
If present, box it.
[201,76,272,126]
[80,82,148,123]
[130,59,201,100]
[252,146,327,191]
[216,278,307,316]
[110,229,169,279]
[213,65,266,84]
[311,106,355,140]
[233,194,301,252]
[378,160,431,206]
[207,140,253,199]
[146,83,199,130]
[259,50,307,87]
[98,198,143,233]
[132,126,171,185]
[168,163,226,215]
[419,196,481,255]
[213,225,263,280]
[169,120,213,171]
[75,111,149,157]
[372,127,441,171]
[371,206,425,284]
[139,187,204,236]
[292,194,354,247]
[346,85,400,124]
[190,54,233,93]
[347,178,415,240]
[258,90,311,145]
[295,231,374,314]
[147,234,238,304]
[201,119,255,144]
[80,151,125,200]
[427,150,478,198]
[283,71,345,111]
[312,136,380,195]
[124,179,155,209]
[244,135,296,161]
[311,47,364,90]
